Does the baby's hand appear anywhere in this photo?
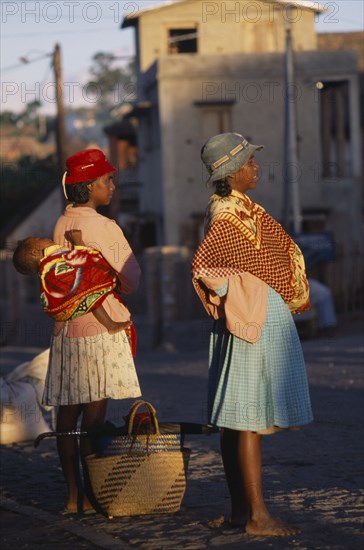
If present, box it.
[65,229,83,246]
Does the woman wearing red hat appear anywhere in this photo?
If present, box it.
[42,148,142,514]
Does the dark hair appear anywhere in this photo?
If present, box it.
[13,239,38,276]
[65,179,96,203]
[214,178,232,197]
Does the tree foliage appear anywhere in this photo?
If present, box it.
[0,111,17,126]
[86,52,136,110]
[19,100,42,123]
[0,101,42,127]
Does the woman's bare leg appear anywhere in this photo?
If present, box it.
[221,428,301,536]
[56,404,82,512]
[220,428,248,527]
[79,398,108,511]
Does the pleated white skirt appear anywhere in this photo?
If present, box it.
[42,325,141,406]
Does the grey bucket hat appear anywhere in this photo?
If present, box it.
[201,132,264,185]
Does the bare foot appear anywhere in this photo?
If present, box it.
[62,500,78,514]
[230,505,249,529]
[246,516,302,537]
[82,496,96,515]
[63,488,79,514]
[230,517,246,529]
[206,515,247,530]
[206,515,225,529]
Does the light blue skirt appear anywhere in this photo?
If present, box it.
[208,287,313,432]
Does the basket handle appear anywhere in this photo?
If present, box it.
[127,400,160,436]
[126,399,152,425]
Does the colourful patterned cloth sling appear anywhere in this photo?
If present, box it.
[39,246,117,321]
[192,190,310,315]
[39,246,137,356]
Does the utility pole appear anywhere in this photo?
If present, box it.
[283,19,302,235]
[53,43,67,178]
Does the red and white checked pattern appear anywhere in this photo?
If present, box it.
[192,193,309,314]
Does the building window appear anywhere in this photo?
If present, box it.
[168,28,197,54]
[320,81,351,178]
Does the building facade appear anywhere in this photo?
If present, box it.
[120,0,363,312]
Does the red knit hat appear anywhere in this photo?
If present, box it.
[64,148,116,185]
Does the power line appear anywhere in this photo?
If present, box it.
[2,27,119,39]
[2,50,134,75]
[2,53,52,73]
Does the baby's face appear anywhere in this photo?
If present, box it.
[25,237,54,259]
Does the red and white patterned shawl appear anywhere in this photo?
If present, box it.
[192,190,310,315]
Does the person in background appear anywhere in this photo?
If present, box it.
[192,132,313,536]
[42,148,141,514]
[308,278,338,336]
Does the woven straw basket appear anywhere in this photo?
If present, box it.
[86,400,190,518]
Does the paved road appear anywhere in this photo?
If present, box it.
[0,318,363,549]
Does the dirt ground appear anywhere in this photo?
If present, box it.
[0,317,363,549]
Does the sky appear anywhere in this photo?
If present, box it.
[1,0,363,115]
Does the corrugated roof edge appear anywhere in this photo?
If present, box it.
[121,0,327,28]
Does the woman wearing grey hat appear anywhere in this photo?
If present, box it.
[192,132,312,536]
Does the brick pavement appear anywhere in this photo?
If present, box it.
[0,317,363,549]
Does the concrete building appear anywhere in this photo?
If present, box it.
[121,0,363,312]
